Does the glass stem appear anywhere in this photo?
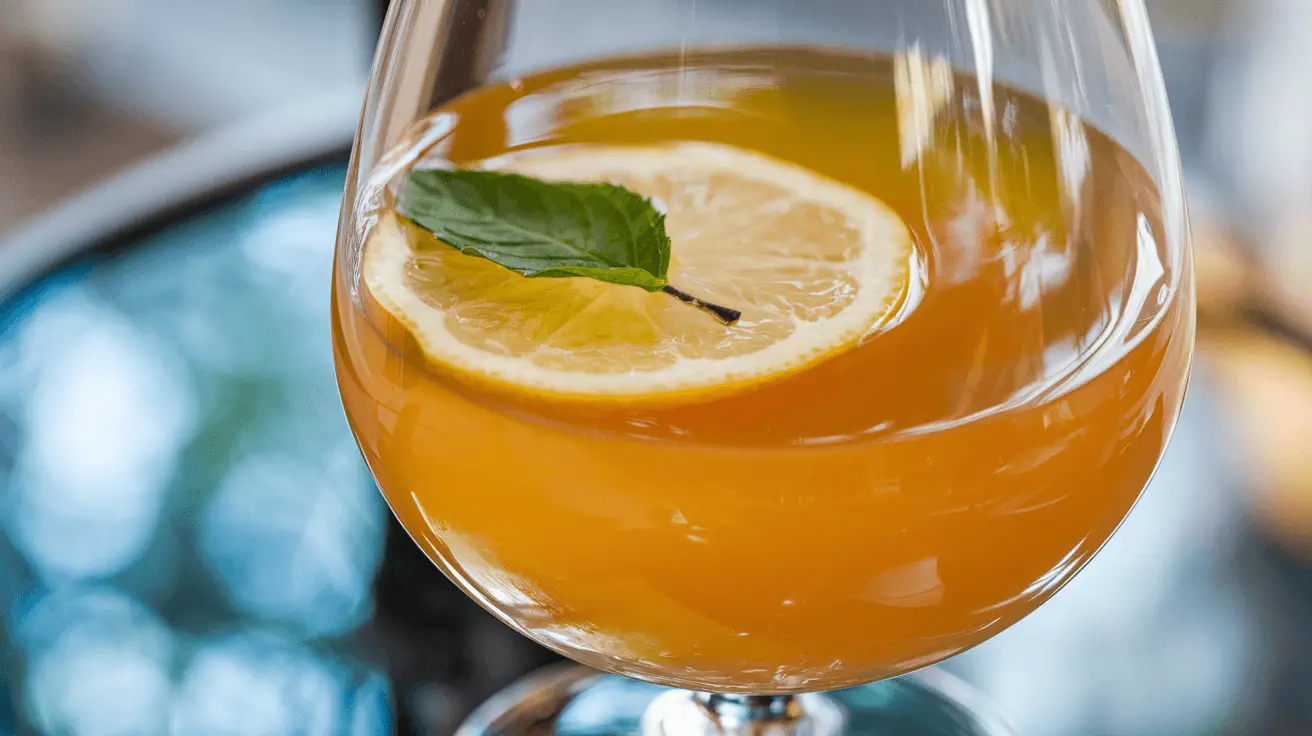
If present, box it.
[641,691,841,736]
[695,694,803,729]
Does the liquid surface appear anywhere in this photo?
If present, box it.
[334,48,1193,692]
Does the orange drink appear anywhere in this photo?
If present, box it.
[333,48,1193,692]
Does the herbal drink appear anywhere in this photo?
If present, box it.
[333,48,1193,692]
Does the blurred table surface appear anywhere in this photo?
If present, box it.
[1,50,1311,736]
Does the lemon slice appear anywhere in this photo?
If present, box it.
[363,142,914,400]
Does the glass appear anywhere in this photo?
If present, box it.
[332,1,1195,733]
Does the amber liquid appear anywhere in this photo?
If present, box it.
[334,48,1193,692]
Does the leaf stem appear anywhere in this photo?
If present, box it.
[662,285,742,326]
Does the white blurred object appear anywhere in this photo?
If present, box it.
[199,439,385,639]
[16,588,175,736]
[4,0,128,58]
[955,381,1262,736]
[170,631,346,735]
[4,291,197,583]
[1205,0,1312,341]
[1147,0,1243,38]
[1208,0,1312,231]
[4,0,372,129]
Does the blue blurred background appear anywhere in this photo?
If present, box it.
[2,1,1312,734]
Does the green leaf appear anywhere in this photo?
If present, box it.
[400,168,671,292]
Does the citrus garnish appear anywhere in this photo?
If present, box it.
[363,142,914,400]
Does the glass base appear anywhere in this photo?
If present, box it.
[457,665,1017,736]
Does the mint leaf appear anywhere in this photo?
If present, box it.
[402,168,670,291]
[399,167,741,325]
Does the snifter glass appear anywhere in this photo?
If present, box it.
[332,1,1195,733]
